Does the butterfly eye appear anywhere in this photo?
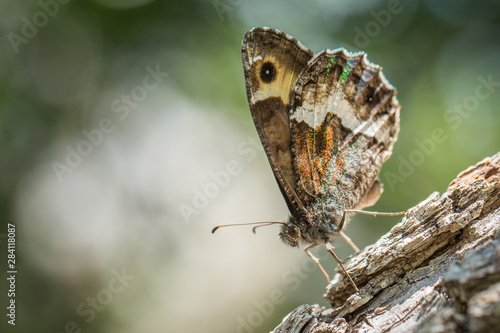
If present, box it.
[260,62,276,83]
[289,226,299,238]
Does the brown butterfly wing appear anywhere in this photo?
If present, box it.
[355,179,383,209]
[242,28,314,216]
[290,50,400,214]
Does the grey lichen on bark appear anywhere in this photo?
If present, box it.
[272,152,500,333]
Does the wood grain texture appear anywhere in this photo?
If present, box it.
[272,152,500,333]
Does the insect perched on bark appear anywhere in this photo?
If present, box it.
[213,27,407,292]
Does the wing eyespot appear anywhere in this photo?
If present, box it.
[260,62,277,83]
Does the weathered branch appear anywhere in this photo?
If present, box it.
[273,152,500,333]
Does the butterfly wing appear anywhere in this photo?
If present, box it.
[242,28,314,216]
[355,179,383,209]
[290,49,400,214]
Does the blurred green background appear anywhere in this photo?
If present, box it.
[1,0,499,332]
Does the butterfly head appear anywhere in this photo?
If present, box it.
[279,222,301,247]
[280,210,346,247]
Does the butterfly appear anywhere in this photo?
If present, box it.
[213,27,405,292]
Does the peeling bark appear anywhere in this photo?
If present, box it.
[272,152,500,333]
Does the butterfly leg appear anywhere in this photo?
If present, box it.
[339,209,408,252]
[325,242,359,292]
[346,209,408,217]
[337,211,361,253]
[339,231,360,253]
[304,244,330,283]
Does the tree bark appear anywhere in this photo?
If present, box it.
[272,152,500,333]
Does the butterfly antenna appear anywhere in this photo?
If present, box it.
[251,223,283,234]
[212,222,286,234]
